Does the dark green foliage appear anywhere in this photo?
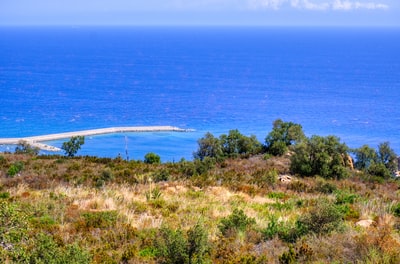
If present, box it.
[15,140,40,155]
[377,142,398,173]
[194,132,223,161]
[187,222,210,264]
[194,130,262,161]
[335,190,358,205]
[61,136,85,157]
[353,142,398,178]
[353,144,377,170]
[63,243,92,264]
[29,233,91,264]
[367,162,392,179]
[0,191,10,199]
[252,169,278,187]
[179,158,216,177]
[155,223,210,264]
[265,119,305,156]
[392,203,400,217]
[220,129,262,158]
[314,179,337,194]
[0,155,6,166]
[155,227,189,264]
[80,210,118,229]
[279,243,313,264]
[296,199,343,235]
[153,169,170,182]
[95,169,114,188]
[144,152,161,164]
[262,215,280,240]
[290,135,350,179]
[279,246,296,264]
[7,161,24,177]
[218,209,256,236]
[0,201,28,244]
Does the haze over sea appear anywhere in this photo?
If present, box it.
[1,27,399,161]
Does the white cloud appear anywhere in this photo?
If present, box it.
[249,0,390,10]
[332,0,389,10]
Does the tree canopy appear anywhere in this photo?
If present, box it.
[265,119,305,156]
[290,135,350,179]
[61,136,85,157]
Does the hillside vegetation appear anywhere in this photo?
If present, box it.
[1,120,400,263]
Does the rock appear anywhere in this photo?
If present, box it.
[345,154,354,170]
[279,175,292,183]
[355,219,375,228]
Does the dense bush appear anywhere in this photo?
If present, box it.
[352,142,398,178]
[265,119,305,156]
[218,209,256,236]
[7,161,24,177]
[194,129,262,161]
[290,135,350,179]
[144,152,161,164]
[296,199,344,235]
[155,223,210,264]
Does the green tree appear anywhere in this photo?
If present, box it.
[219,129,262,158]
[265,119,305,156]
[353,144,377,170]
[377,142,398,174]
[15,140,39,155]
[290,135,350,179]
[193,132,222,161]
[353,142,398,178]
[144,152,161,164]
[61,136,85,157]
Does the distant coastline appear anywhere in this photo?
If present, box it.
[0,126,193,152]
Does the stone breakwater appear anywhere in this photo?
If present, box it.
[0,126,194,152]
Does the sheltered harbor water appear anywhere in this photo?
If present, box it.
[0,126,193,151]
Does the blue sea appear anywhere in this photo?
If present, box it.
[1,27,399,161]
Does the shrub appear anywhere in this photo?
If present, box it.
[335,190,358,205]
[79,210,118,229]
[253,169,278,187]
[314,179,337,194]
[290,135,349,179]
[392,203,400,217]
[0,201,28,245]
[153,169,170,182]
[7,161,24,177]
[296,199,343,235]
[144,152,161,164]
[29,233,91,264]
[15,140,39,155]
[218,209,256,236]
[0,192,10,199]
[187,222,210,264]
[155,226,189,264]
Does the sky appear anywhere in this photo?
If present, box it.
[0,0,399,26]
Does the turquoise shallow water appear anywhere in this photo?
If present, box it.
[1,27,399,161]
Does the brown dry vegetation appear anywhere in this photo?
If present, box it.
[1,153,400,263]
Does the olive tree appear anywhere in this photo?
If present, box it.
[61,136,85,157]
[144,152,161,164]
[193,132,222,161]
[265,119,305,156]
[352,142,398,178]
[290,135,350,179]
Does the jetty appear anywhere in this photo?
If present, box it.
[0,126,194,152]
